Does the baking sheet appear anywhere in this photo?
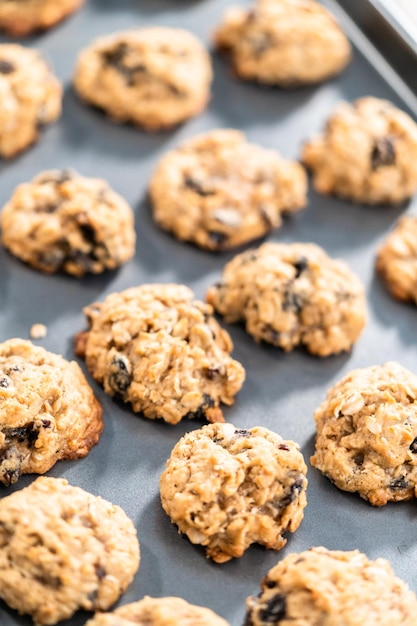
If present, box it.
[1,1,417,624]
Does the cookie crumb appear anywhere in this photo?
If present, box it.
[29,323,47,339]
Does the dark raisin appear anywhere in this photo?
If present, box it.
[264,578,277,589]
[41,419,51,428]
[102,43,129,68]
[208,231,229,247]
[409,437,417,453]
[102,43,146,86]
[353,451,364,466]
[95,564,107,580]
[282,287,304,313]
[4,422,40,447]
[205,367,221,380]
[108,355,132,395]
[67,249,97,272]
[234,429,251,437]
[293,257,308,278]
[34,574,62,589]
[0,60,15,74]
[184,394,215,421]
[259,593,287,623]
[0,446,23,486]
[278,444,290,451]
[184,175,215,196]
[79,223,97,245]
[279,477,305,507]
[0,376,10,388]
[371,137,396,169]
[390,477,409,490]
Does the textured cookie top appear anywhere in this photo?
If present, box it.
[1,169,136,276]
[214,0,351,86]
[0,338,102,486]
[302,97,417,204]
[160,423,307,563]
[0,476,140,625]
[85,596,230,626]
[0,44,61,158]
[311,362,417,506]
[376,215,417,304]
[150,129,307,251]
[75,284,245,425]
[245,546,417,625]
[73,27,212,130]
[206,242,366,357]
[0,0,84,36]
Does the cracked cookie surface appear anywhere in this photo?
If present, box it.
[302,97,417,204]
[0,44,61,158]
[160,423,307,563]
[0,0,84,36]
[376,215,417,304]
[0,338,102,486]
[0,476,140,625]
[75,284,245,425]
[1,169,136,276]
[85,596,230,626]
[311,362,417,506]
[150,129,307,251]
[73,27,212,130]
[206,242,366,357]
[214,0,351,86]
[245,546,417,625]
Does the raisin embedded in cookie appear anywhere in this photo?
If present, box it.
[214,0,351,87]
[376,215,417,304]
[245,546,417,625]
[85,596,230,626]
[311,362,417,506]
[0,338,103,486]
[73,27,212,131]
[0,0,84,37]
[149,129,307,251]
[206,242,366,357]
[302,97,417,205]
[74,284,245,425]
[0,476,140,625]
[1,169,136,276]
[160,423,307,563]
[0,44,62,158]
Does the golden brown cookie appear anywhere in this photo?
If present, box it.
[0,476,140,625]
[0,0,84,36]
[302,97,417,204]
[206,242,366,357]
[376,215,417,304]
[0,44,62,158]
[150,129,307,251]
[0,338,102,486]
[85,596,230,626]
[311,362,417,506]
[160,423,307,563]
[245,547,417,625]
[1,169,136,276]
[73,27,212,131]
[214,0,351,86]
[75,284,245,425]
